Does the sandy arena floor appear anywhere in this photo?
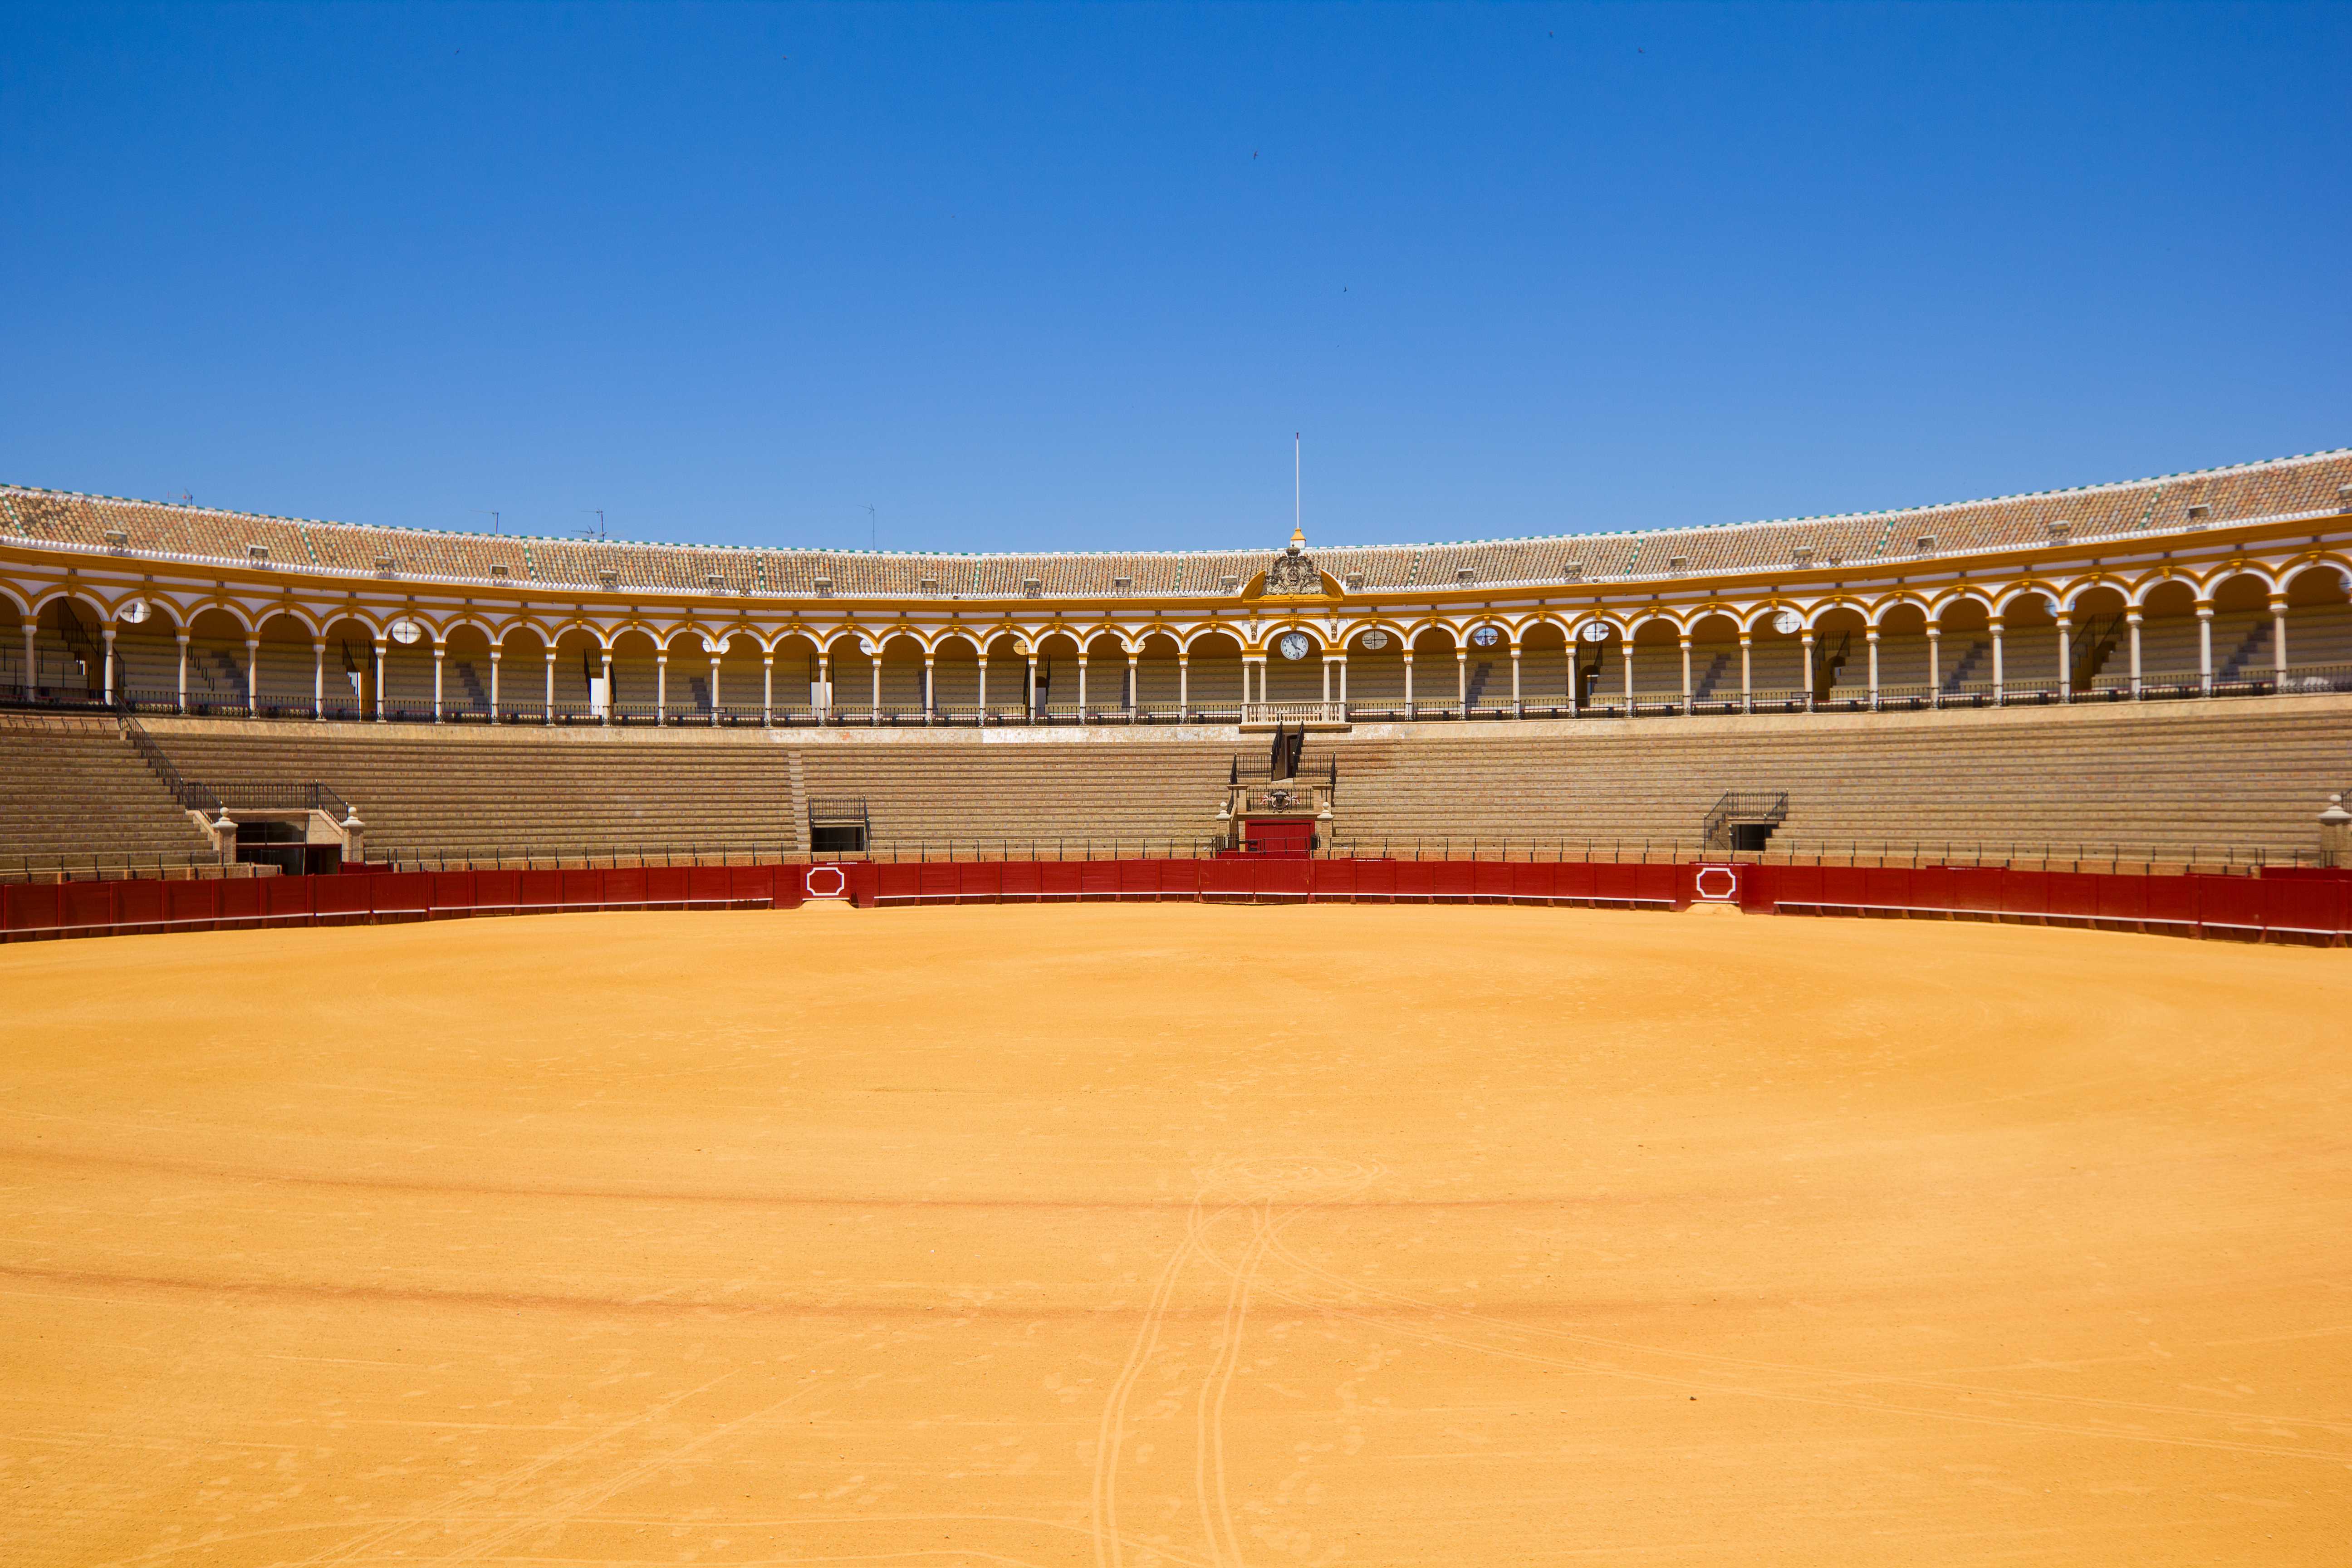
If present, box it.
[1,903,2348,1566]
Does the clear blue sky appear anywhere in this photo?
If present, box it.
[3,3,2347,554]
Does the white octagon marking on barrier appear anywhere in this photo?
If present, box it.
[805,865,849,900]
[1694,865,1740,902]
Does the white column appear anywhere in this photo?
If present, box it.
[21,624,36,698]
[1509,645,1523,715]
[600,650,613,725]
[655,653,668,724]
[373,639,387,721]
[1126,649,1138,714]
[817,652,831,719]
[1455,649,1468,713]
[1866,628,1880,709]
[1077,655,1089,717]
[1321,655,1332,704]
[1026,653,1039,719]
[2271,597,2289,682]
[1990,620,2006,704]
[2126,612,2142,698]
[1739,632,1753,714]
[489,648,501,720]
[312,640,325,719]
[1622,640,1635,711]
[923,656,936,726]
[102,625,116,703]
[544,649,556,722]
[869,654,880,724]
[246,638,261,713]
[1338,650,1348,707]
[431,642,444,721]
[1175,655,1187,717]
[709,653,721,725]
[1800,632,1815,712]
[175,632,189,710]
[2196,606,2214,695]
[1926,627,1941,708]
[976,656,989,720]
[762,653,774,727]
[2056,615,2073,701]
[1402,651,1414,716]
[1678,634,1693,714]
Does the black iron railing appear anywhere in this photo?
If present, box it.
[1701,790,1790,848]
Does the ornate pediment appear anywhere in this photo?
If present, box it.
[1247,528,1341,601]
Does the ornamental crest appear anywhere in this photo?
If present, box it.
[1260,527,1329,598]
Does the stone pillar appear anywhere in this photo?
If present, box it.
[1989,621,2005,705]
[489,647,501,720]
[1926,627,1941,709]
[2126,611,2143,698]
[2056,615,2073,701]
[1338,652,1348,707]
[868,654,881,725]
[2322,794,2352,867]
[1510,644,1523,716]
[21,623,37,699]
[1026,652,1039,720]
[599,649,613,725]
[374,639,387,721]
[1739,632,1753,714]
[762,654,774,727]
[1126,649,1138,714]
[817,652,831,720]
[655,652,668,725]
[1678,634,1693,715]
[312,640,325,719]
[922,656,936,726]
[976,656,990,720]
[1402,651,1415,716]
[1622,638,1635,711]
[102,625,116,704]
[2271,597,2289,684]
[2196,605,2214,695]
[246,638,261,713]
[709,652,721,725]
[175,632,189,711]
[1455,649,1468,713]
[430,642,443,721]
[544,649,556,722]
[1800,631,1815,713]
[1077,655,1089,717]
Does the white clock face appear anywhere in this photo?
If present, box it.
[1278,631,1311,661]
[1469,625,1502,648]
[118,598,151,625]
[1579,621,1611,642]
[1772,609,1802,635]
[389,617,424,645]
[1359,630,1389,651]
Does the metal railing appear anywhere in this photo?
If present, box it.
[120,714,222,814]
[1700,791,1789,848]
[1320,835,2328,872]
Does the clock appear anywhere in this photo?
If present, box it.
[1579,621,1611,643]
[1359,629,1390,651]
[389,618,424,645]
[1772,609,1801,635]
[1278,631,1312,661]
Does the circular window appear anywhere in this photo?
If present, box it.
[1277,631,1312,661]
[1579,621,1612,643]
[1469,626,1502,648]
[117,598,151,625]
[1359,629,1390,651]
[1772,609,1802,635]
[388,618,425,646]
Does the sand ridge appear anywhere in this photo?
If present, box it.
[0,904,2347,1566]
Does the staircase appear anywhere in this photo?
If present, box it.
[2218,622,2271,682]
[1941,638,1990,692]
[1465,661,1493,709]
[1693,652,1731,701]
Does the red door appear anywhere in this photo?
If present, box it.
[1244,818,1315,858]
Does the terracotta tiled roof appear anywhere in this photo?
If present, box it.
[5,447,2347,597]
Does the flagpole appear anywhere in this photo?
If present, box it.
[1294,431,1301,537]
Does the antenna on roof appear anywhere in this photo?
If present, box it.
[482,510,501,535]
[1294,433,1301,539]
[580,509,606,541]
[865,503,877,551]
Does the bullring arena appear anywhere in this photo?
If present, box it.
[4,449,2352,1565]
